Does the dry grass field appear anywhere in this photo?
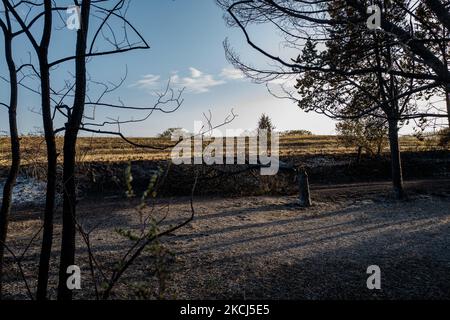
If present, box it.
[0,133,444,166]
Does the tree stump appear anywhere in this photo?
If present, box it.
[356,146,363,163]
[298,169,312,207]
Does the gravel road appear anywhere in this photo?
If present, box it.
[2,179,450,300]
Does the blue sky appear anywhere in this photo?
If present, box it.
[0,0,336,137]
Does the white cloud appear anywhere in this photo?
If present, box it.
[220,67,245,80]
[132,74,161,89]
[133,68,227,94]
[189,67,203,78]
[170,68,225,94]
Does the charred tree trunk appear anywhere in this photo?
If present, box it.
[387,117,404,199]
[57,0,91,301]
[446,84,450,126]
[57,130,77,301]
[0,27,20,300]
[379,39,405,200]
[298,169,312,207]
[36,0,57,301]
[36,61,58,300]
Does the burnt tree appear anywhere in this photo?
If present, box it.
[0,6,20,299]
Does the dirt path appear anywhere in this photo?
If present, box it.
[2,179,450,300]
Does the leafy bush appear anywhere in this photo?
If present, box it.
[282,130,313,136]
[158,128,183,139]
[336,117,387,157]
